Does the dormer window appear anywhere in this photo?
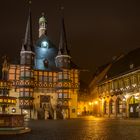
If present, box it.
[43,59,49,67]
[130,64,134,69]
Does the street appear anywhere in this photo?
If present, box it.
[1,116,140,140]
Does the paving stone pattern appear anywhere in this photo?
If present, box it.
[1,116,140,140]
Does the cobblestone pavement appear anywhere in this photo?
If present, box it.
[1,116,140,140]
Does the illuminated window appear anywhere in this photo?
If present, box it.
[110,100,115,114]
[39,76,43,81]
[131,75,137,85]
[58,72,63,79]
[25,92,29,97]
[104,101,107,114]
[64,93,69,98]
[58,93,62,98]
[49,77,52,82]
[117,98,122,114]
[44,76,48,81]
[25,71,31,77]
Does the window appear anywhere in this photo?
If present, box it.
[58,93,62,98]
[58,72,63,79]
[20,71,24,77]
[25,71,30,77]
[114,81,118,90]
[44,76,48,82]
[49,77,52,82]
[117,98,122,114]
[124,78,130,87]
[39,76,43,81]
[64,93,68,98]
[110,100,115,114]
[104,101,107,114]
[25,92,29,97]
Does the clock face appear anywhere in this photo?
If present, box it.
[41,41,48,48]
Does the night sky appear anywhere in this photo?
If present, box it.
[0,0,140,83]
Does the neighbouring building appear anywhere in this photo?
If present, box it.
[0,9,79,119]
[90,48,140,118]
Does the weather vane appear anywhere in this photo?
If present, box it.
[60,5,64,11]
[59,4,64,17]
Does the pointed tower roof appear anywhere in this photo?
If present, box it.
[39,12,46,24]
[22,2,33,52]
[58,7,69,55]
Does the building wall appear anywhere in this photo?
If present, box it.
[97,69,140,118]
[5,64,79,119]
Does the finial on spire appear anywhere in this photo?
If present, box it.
[60,5,64,11]
[22,1,33,52]
[59,4,64,16]
[2,55,9,80]
[28,0,32,10]
[29,0,32,5]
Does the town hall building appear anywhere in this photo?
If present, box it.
[3,9,79,120]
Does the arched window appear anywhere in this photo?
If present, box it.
[110,100,115,114]
[116,98,122,114]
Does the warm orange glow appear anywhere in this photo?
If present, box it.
[89,102,92,105]
[89,102,94,105]
[94,101,98,105]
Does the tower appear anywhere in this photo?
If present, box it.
[55,17,71,69]
[55,14,73,119]
[19,7,34,117]
[34,13,58,71]
[39,13,47,37]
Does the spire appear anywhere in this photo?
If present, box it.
[22,1,33,52]
[58,7,69,55]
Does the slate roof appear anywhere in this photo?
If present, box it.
[106,47,140,79]
[34,34,60,71]
[95,47,140,85]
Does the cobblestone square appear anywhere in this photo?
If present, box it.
[1,116,140,140]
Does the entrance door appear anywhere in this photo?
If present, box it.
[129,103,139,118]
[37,108,45,120]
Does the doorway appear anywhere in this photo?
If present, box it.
[129,96,139,118]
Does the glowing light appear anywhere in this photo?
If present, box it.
[12,108,16,113]
[94,101,98,105]
[41,41,48,48]
[23,110,28,114]
[89,102,94,105]
[123,98,126,101]
[89,102,92,105]
[135,96,139,99]
[124,94,129,99]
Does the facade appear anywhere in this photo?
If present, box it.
[90,49,140,118]
[1,10,79,119]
